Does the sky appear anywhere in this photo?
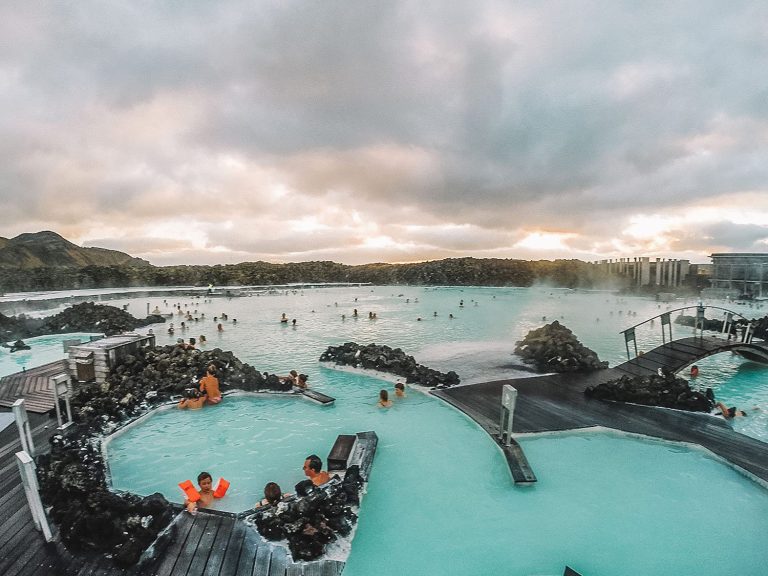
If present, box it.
[2,1,768,266]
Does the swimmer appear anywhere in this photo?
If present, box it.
[281,370,298,385]
[280,313,288,323]
[296,373,308,389]
[303,454,331,486]
[217,323,224,332]
[394,382,405,398]
[714,402,747,419]
[378,389,393,408]
[690,365,699,378]
[184,472,224,514]
[256,482,286,508]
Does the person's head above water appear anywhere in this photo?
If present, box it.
[263,482,282,505]
[303,454,323,477]
[197,471,213,491]
[379,389,389,402]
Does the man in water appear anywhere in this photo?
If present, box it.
[303,454,331,486]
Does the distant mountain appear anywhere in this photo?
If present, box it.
[0,231,151,269]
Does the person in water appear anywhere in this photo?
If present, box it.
[714,402,747,419]
[281,370,298,385]
[296,373,309,389]
[256,482,286,508]
[378,389,393,408]
[185,471,216,513]
[178,388,206,410]
[199,365,222,404]
[394,382,406,398]
[303,454,331,486]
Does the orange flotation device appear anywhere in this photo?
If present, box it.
[179,479,201,502]
[214,478,230,498]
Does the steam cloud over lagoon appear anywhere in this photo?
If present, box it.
[1,1,768,265]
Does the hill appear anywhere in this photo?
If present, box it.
[0,231,150,269]
[0,231,618,293]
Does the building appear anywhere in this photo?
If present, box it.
[592,257,690,288]
[68,333,155,383]
[708,253,768,298]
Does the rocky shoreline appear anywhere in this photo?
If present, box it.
[36,333,295,567]
[0,301,164,341]
[319,342,460,388]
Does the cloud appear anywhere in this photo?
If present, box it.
[2,1,768,265]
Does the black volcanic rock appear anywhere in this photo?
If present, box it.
[36,342,294,567]
[585,372,714,412]
[514,321,608,373]
[252,473,362,561]
[0,302,164,340]
[319,342,460,388]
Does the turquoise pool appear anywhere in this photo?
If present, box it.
[0,332,102,377]
[106,383,768,575]
[7,286,768,574]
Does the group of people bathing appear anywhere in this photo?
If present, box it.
[184,454,334,514]
[179,367,312,409]
[178,365,222,409]
[377,382,406,407]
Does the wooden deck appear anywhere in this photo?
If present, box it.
[433,336,768,484]
[0,360,69,413]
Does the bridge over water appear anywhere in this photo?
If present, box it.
[434,305,768,484]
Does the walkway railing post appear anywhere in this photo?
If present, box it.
[16,451,53,542]
[695,304,706,339]
[499,385,517,446]
[12,399,35,457]
[51,373,74,430]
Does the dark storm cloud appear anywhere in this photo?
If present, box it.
[1,1,767,263]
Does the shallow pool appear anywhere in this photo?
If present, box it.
[106,377,768,575]
[0,332,102,377]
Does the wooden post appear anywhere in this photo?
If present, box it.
[12,399,35,457]
[51,373,73,430]
[499,385,517,447]
[16,451,53,542]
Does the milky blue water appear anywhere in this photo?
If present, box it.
[4,286,768,574]
[0,332,102,375]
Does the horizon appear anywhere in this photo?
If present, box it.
[1,2,767,266]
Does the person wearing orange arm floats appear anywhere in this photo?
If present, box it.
[199,365,222,404]
[179,471,230,514]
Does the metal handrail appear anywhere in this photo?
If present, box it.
[619,305,757,360]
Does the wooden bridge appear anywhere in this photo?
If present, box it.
[434,305,768,487]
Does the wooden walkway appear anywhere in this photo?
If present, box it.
[433,336,768,484]
[0,360,69,413]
